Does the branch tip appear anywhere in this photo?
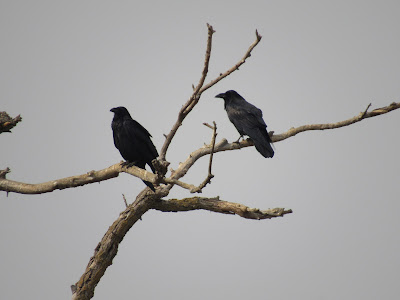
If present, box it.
[207,23,215,33]
[360,103,372,119]
[255,29,262,40]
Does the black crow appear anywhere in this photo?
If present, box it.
[215,90,274,158]
[110,106,159,191]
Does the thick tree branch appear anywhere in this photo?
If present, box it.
[0,163,156,195]
[152,196,292,220]
[0,111,22,133]
[0,163,190,195]
[71,187,170,300]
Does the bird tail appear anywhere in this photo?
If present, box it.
[143,180,155,192]
[135,161,156,192]
[250,128,274,158]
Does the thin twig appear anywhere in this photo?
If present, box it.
[160,24,215,160]
[122,194,128,208]
[360,103,372,119]
[199,30,262,94]
[191,122,217,193]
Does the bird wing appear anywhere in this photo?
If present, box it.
[123,118,159,165]
[227,102,267,134]
[241,102,267,128]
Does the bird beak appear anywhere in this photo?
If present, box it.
[215,93,225,99]
[110,108,116,113]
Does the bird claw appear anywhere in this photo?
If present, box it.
[121,161,137,168]
[234,135,244,143]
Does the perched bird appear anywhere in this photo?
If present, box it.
[110,106,159,191]
[215,90,274,158]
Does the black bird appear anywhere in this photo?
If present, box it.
[215,90,274,158]
[110,106,159,191]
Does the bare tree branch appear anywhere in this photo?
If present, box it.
[160,24,215,160]
[159,27,262,161]
[199,30,262,94]
[0,112,22,134]
[71,187,170,300]
[152,196,292,220]
[0,163,193,195]
[0,163,154,195]
[272,101,400,142]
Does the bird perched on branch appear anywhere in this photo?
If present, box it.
[110,106,159,191]
[215,90,274,158]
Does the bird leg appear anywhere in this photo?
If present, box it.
[120,161,138,168]
[234,135,244,143]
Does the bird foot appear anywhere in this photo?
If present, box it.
[233,135,244,143]
[121,161,137,168]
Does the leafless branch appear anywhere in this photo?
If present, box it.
[0,162,194,195]
[199,30,262,93]
[0,163,154,195]
[160,27,262,161]
[122,194,128,208]
[71,186,170,300]
[152,196,292,220]
[272,101,400,143]
[160,24,215,160]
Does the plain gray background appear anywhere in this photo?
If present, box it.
[1,1,399,299]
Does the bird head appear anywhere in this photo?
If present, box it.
[215,90,240,101]
[110,106,131,117]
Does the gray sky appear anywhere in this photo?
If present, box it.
[1,1,399,299]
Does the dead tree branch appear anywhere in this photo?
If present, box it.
[272,102,400,142]
[152,196,292,220]
[71,186,170,300]
[160,27,261,161]
[0,163,155,195]
[160,24,215,160]
[199,30,262,93]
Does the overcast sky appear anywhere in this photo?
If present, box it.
[1,1,400,299]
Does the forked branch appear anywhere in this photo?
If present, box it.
[160,27,262,160]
